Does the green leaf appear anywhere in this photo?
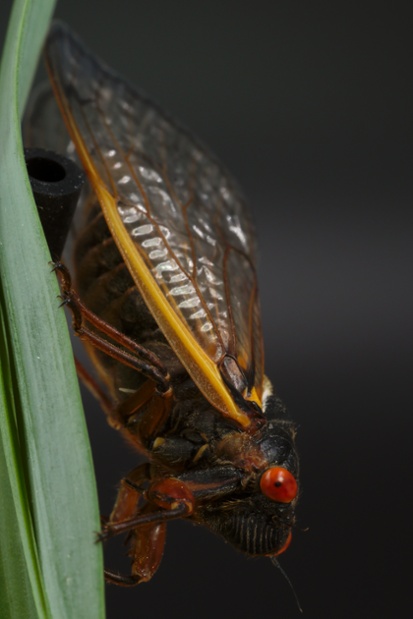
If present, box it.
[0,2,105,618]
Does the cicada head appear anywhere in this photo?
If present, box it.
[200,404,299,559]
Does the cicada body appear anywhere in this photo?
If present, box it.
[31,22,299,584]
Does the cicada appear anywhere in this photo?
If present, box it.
[28,22,299,585]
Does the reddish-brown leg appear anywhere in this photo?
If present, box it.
[74,358,113,418]
[101,468,194,584]
[75,356,173,438]
[52,261,172,395]
[53,260,175,434]
[104,516,166,586]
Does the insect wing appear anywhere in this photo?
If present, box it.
[45,23,265,427]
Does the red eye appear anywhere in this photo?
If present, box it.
[260,467,298,503]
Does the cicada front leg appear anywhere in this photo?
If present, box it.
[101,466,194,585]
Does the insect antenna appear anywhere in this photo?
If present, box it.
[270,556,303,614]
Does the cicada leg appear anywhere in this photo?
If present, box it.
[52,261,172,396]
[101,466,194,585]
[74,357,113,418]
[75,354,172,437]
[113,378,173,442]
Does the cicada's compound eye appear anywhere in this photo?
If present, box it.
[260,467,298,503]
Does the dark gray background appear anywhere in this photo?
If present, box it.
[2,1,412,617]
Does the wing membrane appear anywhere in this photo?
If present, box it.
[44,23,265,427]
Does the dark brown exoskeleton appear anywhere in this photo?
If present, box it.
[27,22,299,585]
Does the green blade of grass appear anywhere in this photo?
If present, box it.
[0,303,44,617]
[0,2,105,618]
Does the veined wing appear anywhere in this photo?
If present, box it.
[45,22,265,428]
